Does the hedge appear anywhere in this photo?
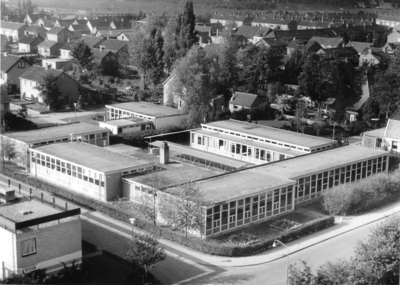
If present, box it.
[3,169,334,257]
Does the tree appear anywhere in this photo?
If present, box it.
[125,235,166,282]
[17,105,28,119]
[71,41,94,71]
[17,0,22,15]
[172,46,215,127]
[297,53,340,109]
[238,45,283,93]
[36,74,62,110]
[159,180,205,238]
[137,170,168,226]
[0,136,17,169]
[174,1,198,59]
[293,99,308,134]
[370,69,400,122]
[97,55,121,77]
[129,26,164,90]
[1,35,10,53]
[289,214,400,285]
[162,1,198,71]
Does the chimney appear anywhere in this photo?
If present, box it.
[321,16,324,22]
[3,52,7,57]
[160,142,169,164]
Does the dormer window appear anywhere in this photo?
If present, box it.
[100,46,105,51]
[18,61,25,68]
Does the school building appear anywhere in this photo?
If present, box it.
[29,142,154,201]
[190,120,337,164]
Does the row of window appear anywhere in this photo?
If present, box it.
[108,108,153,121]
[205,186,294,236]
[31,133,108,147]
[192,133,287,162]
[200,126,314,152]
[31,152,105,187]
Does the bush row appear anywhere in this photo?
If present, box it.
[4,170,334,257]
[322,169,400,215]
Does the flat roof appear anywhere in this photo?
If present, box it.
[258,144,388,180]
[0,198,58,222]
[33,142,152,174]
[149,141,252,169]
[166,145,387,205]
[8,123,107,144]
[203,120,336,149]
[193,129,305,156]
[101,118,148,127]
[168,167,294,206]
[106,102,184,118]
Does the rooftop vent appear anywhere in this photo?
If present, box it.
[19,209,33,216]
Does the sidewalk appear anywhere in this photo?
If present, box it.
[1,174,399,268]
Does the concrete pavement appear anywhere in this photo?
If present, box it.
[1,173,399,269]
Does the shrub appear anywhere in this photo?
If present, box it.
[322,170,400,215]
[2,169,334,257]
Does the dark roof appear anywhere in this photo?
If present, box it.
[304,40,322,53]
[309,36,342,47]
[267,29,333,40]
[257,37,288,47]
[80,36,105,48]
[25,25,44,32]
[235,25,262,40]
[195,25,212,33]
[92,49,112,61]
[48,26,66,34]
[231,92,260,107]
[385,108,400,139]
[110,20,132,29]
[0,54,29,73]
[20,65,63,82]
[318,46,358,56]
[56,20,75,28]
[37,40,58,48]
[70,24,91,33]
[18,35,44,45]
[75,19,88,25]
[60,41,76,51]
[0,21,27,30]
[98,39,127,52]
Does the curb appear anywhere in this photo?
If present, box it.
[208,209,400,268]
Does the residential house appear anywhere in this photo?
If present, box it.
[109,20,132,30]
[80,36,105,48]
[92,49,115,65]
[376,14,400,27]
[18,35,44,53]
[309,36,343,48]
[345,41,373,54]
[210,13,253,27]
[0,54,32,92]
[53,19,76,29]
[97,39,129,64]
[24,25,47,39]
[23,14,40,25]
[362,108,400,152]
[255,38,287,53]
[0,85,10,123]
[59,41,75,59]
[47,27,74,45]
[19,65,79,106]
[35,17,56,30]
[116,32,131,41]
[229,92,266,113]
[68,25,91,36]
[387,28,400,43]
[235,25,264,43]
[195,25,212,47]
[382,42,400,54]
[359,47,391,66]
[37,40,60,57]
[0,195,82,280]
[0,22,28,43]
[251,17,298,30]
[265,29,334,41]
[253,27,272,43]
[378,0,393,8]
[317,46,358,59]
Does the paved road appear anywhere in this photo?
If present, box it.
[0,176,389,285]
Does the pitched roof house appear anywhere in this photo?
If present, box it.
[309,36,343,48]
[0,21,28,43]
[0,54,32,92]
[18,35,44,53]
[345,41,373,54]
[19,65,79,107]
[229,92,266,112]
